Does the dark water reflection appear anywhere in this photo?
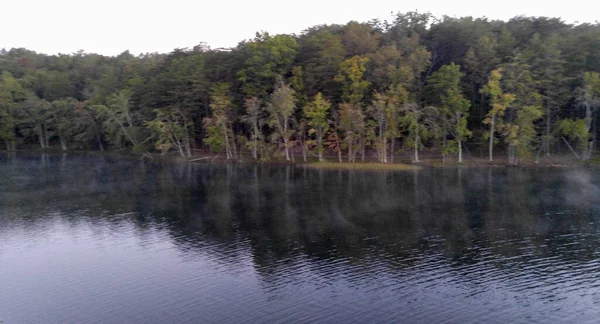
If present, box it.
[1,153,600,323]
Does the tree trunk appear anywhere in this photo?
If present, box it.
[361,136,365,162]
[185,137,192,158]
[381,133,387,163]
[317,130,324,162]
[59,134,67,151]
[223,127,232,159]
[253,126,259,160]
[96,134,104,152]
[347,136,353,162]
[489,114,495,161]
[302,144,307,162]
[545,104,551,157]
[414,133,420,163]
[458,139,463,163]
[37,124,45,149]
[44,124,50,148]
[283,137,290,161]
[561,136,581,160]
[390,137,395,163]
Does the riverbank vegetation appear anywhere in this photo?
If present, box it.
[1,12,600,166]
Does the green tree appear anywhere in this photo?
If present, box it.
[339,103,365,162]
[268,78,297,161]
[0,72,26,150]
[241,97,266,160]
[95,90,144,151]
[237,33,299,97]
[51,97,80,151]
[204,83,235,159]
[303,92,331,161]
[146,108,190,158]
[481,69,515,161]
[427,63,471,162]
[335,56,371,105]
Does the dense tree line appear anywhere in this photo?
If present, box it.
[2,12,600,164]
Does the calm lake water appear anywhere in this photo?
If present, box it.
[1,153,600,323]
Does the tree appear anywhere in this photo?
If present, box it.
[342,21,381,56]
[335,56,371,105]
[204,83,235,159]
[427,63,471,162]
[501,59,543,164]
[463,35,499,121]
[237,33,299,97]
[146,108,191,158]
[268,78,296,161]
[575,72,600,160]
[0,72,26,150]
[95,90,144,151]
[339,103,365,162]
[525,33,568,156]
[369,92,390,162]
[559,119,589,160]
[481,69,515,161]
[19,93,52,149]
[401,103,438,163]
[51,97,80,151]
[241,97,266,160]
[303,92,331,161]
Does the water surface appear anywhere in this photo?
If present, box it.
[1,153,600,323]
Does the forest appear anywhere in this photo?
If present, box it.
[1,12,600,165]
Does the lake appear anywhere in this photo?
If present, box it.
[1,153,600,323]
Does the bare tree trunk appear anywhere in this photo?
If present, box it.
[96,134,104,152]
[185,137,192,158]
[318,131,324,162]
[561,136,581,160]
[381,133,387,163]
[489,114,495,162]
[458,139,463,163]
[414,134,420,163]
[390,137,395,163]
[37,124,45,149]
[253,128,259,160]
[44,125,50,148]
[361,136,365,162]
[223,126,232,159]
[347,136,352,162]
[59,133,67,151]
[282,137,289,161]
[545,104,551,157]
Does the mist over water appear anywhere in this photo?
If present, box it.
[1,153,600,323]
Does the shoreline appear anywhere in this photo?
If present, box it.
[2,149,597,170]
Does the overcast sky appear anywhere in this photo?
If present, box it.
[2,0,596,56]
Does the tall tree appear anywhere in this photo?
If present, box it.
[481,69,516,161]
[427,63,471,162]
[335,56,371,105]
[237,33,299,98]
[241,97,266,160]
[0,73,26,150]
[204,83,235,159]
[303,92,331,161]
[268,78,296,161]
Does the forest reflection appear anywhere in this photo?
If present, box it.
[1,153,599,282]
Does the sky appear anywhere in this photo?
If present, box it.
[2,0,597,56]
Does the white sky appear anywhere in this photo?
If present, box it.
[2,0,597,56]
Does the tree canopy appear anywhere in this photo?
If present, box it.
[1,12,600,164]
